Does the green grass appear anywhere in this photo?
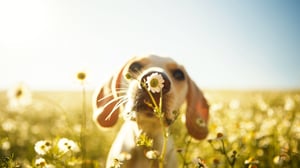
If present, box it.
[0,90,299,167]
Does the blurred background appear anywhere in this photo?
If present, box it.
[0,1,299,167]
[1,0,300,91]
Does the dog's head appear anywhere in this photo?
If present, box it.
[93,55,209,140]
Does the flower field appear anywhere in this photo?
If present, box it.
[0,87,299,167]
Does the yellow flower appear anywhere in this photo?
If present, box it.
[136,132,153,148]
[245,157,259,167]
[194,157,208,168]
[146,73,164,93]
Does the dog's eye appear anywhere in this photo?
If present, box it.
[129,62,143,73]
[172,69,185,80]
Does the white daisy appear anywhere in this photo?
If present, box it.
[35,158,55,168]
[34,140,52,155]
[146,73,164,93]
[57,138,80,153]
[145,150,159,160]
[6,82,32,111]
[110,158,123,168]
[118,152,132,161]
[35,157,47,167]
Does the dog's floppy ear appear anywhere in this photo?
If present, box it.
[185,77,209,140]
[93,67,124,128]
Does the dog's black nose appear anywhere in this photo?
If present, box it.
[141,71,171,94]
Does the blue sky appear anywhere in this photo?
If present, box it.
[0,0,299,90]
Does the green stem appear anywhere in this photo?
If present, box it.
[220,139,234,168]
[182,136,192,168]
[158,91,168,168]
[144,84,159,110]
[80,84,87,168]
[142,83,168,168]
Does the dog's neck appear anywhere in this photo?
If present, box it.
[136,116,165,138]
[129,120,173,160]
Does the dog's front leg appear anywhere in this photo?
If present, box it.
[106,121,139,168]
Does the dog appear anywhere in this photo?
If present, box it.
[93,55,209,168]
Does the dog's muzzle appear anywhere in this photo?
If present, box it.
[131,71,171,118]
[140,71,171,94]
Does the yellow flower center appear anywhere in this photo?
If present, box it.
[149,78,159,88]
[77,72,86,81]
[15,89,23,98]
